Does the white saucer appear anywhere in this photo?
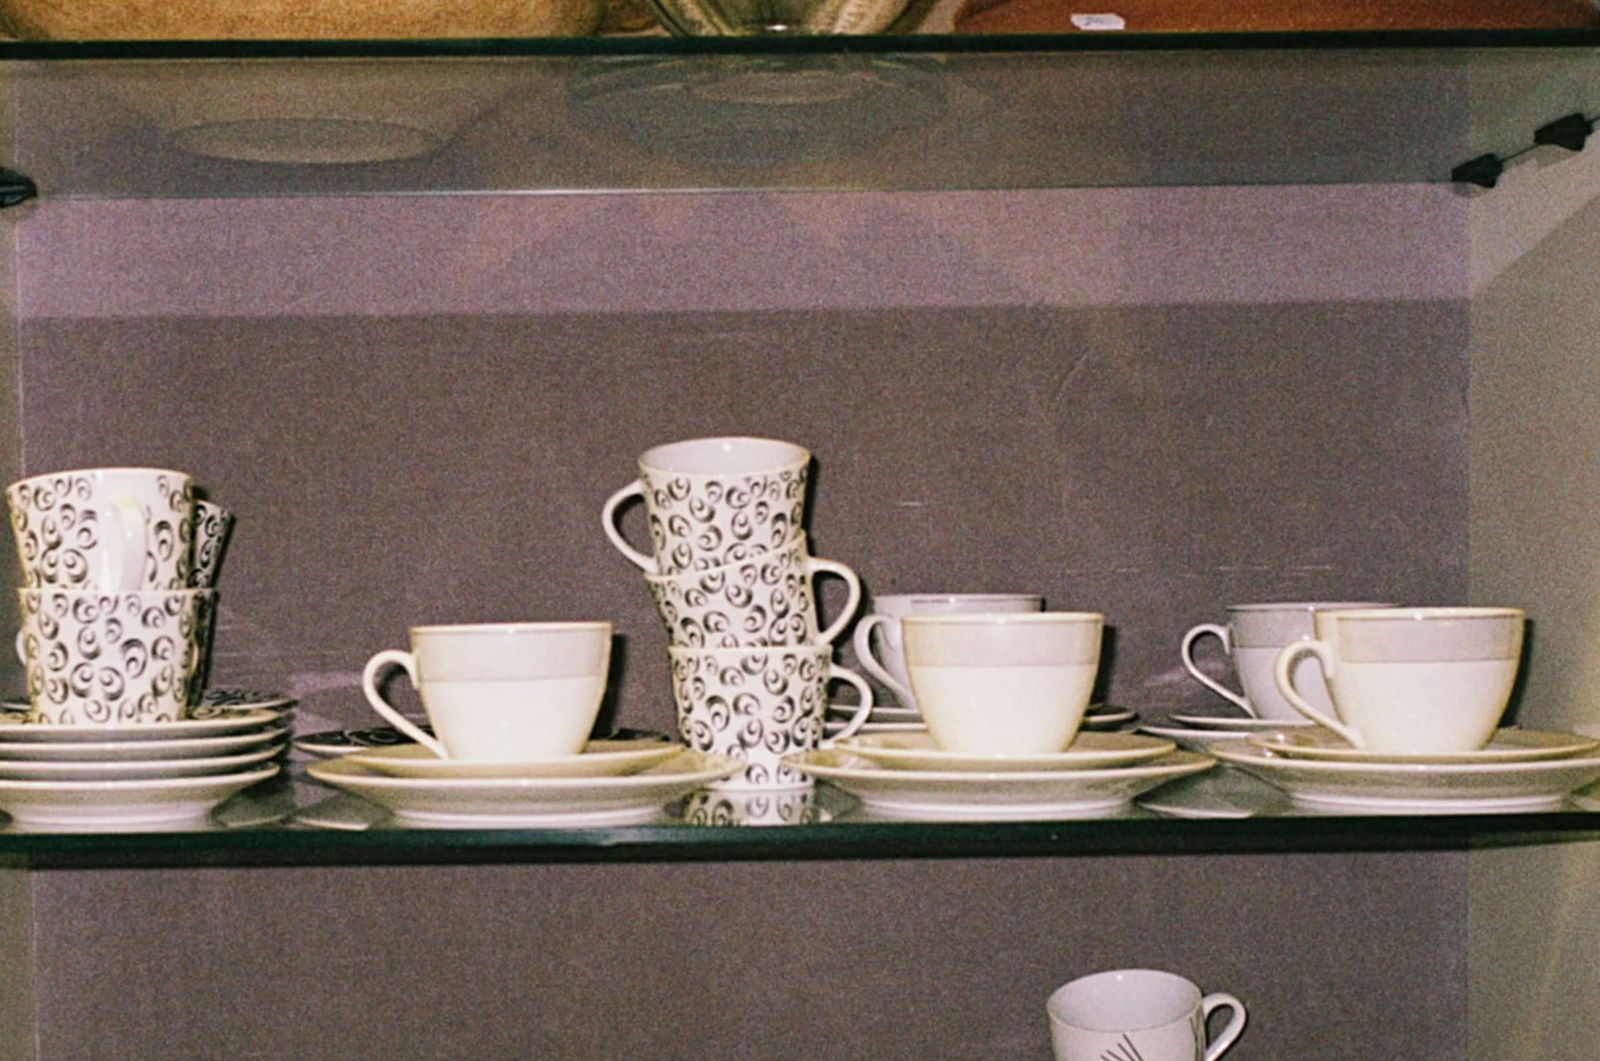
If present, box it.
[1136,766,1295,819]
[824,720,928,736]
[1209,739,1600,813]
[0,725,290,762]
[832,732,1177,773]
[0,709,282,743]
[828,703,921,723]
[1170,712,1314,731]
[1081,707,1138,729]
[2,688,295,715]
[305,750,741,828]
[344,739,683,780]
[0,763,280,830]
[781,749,1213,820]
[1138,722,1283,752]
[292,725,669,759]
[1247,727,1600,765]
[0,743,283,782]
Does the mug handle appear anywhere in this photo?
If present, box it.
[600,480,657,573]
[109,493,149,592]
[1200,992,1248,1060]
[1180,622,1254,716]
[1273,640,1363,746]
[819,665,874,745]
[851,614,916,708]
[808,557,862,645]
[12,628,24,667]
[361,649,449,759]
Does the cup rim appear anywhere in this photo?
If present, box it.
[1227,600,1396,613]
[408,621,613,635]
[18,587,213,599]
[666,643,830,658]
[872,593,1044,606]
[1046,968,1202,1033]
[642,531,808,585]
[1314,606,1524,622]
[638,435,810,476]
[8,467,193,492]
[901,611,1103,625]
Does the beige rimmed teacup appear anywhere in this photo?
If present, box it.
[852,592,1043,708]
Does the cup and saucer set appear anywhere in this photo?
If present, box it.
[1139,602,1600,817]
[0,467,293,831]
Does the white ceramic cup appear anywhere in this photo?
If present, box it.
[645,531,860,648]
[7,467,195,592]
[902,611,1102,755]
[1048,969,1246,1061]
[17,588,206,725]
[362,622,613,761]
[1180,601,1394,720]
[668,643,873,790]
[852,593,1044,709]
[1273,606,1525,753]
[602,436,810,575]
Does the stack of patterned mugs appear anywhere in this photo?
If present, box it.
[7,467,239,723]
[603,436,875,790]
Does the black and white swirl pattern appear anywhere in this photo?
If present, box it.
[646,537,819,649]
[642,464,807,575]
[7,470,195,590]
[669,646,829,789]
[16,588,204,724]
[191,500,235,590]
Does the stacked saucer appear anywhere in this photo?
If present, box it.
[1138,708,1313,752]
[827,701,1138,739]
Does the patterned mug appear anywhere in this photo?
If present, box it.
[7,467,195,592]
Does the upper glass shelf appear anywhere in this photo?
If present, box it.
[4,32,1600,196]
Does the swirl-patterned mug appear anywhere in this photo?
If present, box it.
[602,436,809,575]
[7,467,195,592]
[17,588,206,725]
[644,531,860,649]
[669,643,872,790]
[192,499,236,590]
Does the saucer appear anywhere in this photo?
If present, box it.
[824,720,927,736]
[0,725,291,762]
[293,725,670,759]
[1136,766,1295,819]
[1138,722,1285,753]
[305,750,741,828]
[0,763,280,829]
[832,731,1177,773]
[0,709,281,743]
[1081,707,1138,729]
[344,739,684,780]
[1170,712,1314,731]
[1247,727,1600,765]
[2,688,295,715]
[0,743,283,782]
[828,702,920,723]
[1209,739,1600,812]
[781,749,1213,820]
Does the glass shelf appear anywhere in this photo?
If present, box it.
[1,764,1597,870]
[3,31,1600,196]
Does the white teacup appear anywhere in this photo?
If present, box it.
[1048,969,1246,1061]
[7,467,195,591]
[852,593,1044,709]
[1273,606,1525,753]
[1180,601,1394,720]
[902,612,1102,755]
[668,643,872,790]
[645,531,860,648]
[602,436,810,575]
[362,622,613,762]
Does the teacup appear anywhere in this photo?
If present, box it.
[902,612,1102,755]
[17,588,206,724]
[1047,968,1246,1061]
[668,643,872,790]
[602,436,809,575]
[645,531,860,648]
[362,622,613,761]
[852,593,1044,708]
[1273,606,1525,753]
[1180,601,1394,720]
[7,467,195,591]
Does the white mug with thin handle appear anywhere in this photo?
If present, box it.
[852,593,1043,709]
[1048,968,1246,1061]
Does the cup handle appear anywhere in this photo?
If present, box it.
[13,628,24,667]
[1180,622,1254,716]
[819,665,874,745]
[1273,640,1362,746]
[109,493,149,592]
[600,480,656,573]
[1200,992,1247,1060]
[361,649,448,759]
[851,614,916,708]
[808,557,862,645]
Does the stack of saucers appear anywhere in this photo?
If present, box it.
[602,435,874,790]
[0,466,283,828]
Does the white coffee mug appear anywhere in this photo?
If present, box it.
[362,622,613,761]
[902,611,1102,755]
[1180,601,1394,720]
[602,436,809,575]
[645,531,860,649]
[7,467,195,592]
[668,643,873,790]
[1274,606,1525,753]
[1048,968,1246,1061]
[852,593,1043,709]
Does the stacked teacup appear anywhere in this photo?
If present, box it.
[603,436,874,790]
[7,467,233,724]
